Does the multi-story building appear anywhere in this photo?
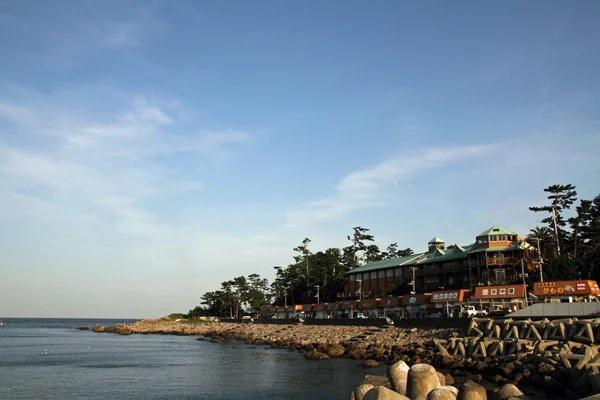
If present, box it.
[344,226,527,298]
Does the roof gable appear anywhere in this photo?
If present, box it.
[428,236,445,244]
[477,225,516,237]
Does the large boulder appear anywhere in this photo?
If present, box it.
[327,344,345,357]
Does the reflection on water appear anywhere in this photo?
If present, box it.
[0,318,386,400]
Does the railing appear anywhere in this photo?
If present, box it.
[487,257,515,265]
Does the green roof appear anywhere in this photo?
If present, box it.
[345,253,426,274]
[477,225,516,237]
[428,236,445,244]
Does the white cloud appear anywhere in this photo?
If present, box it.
[0,92,253,238]
[286,145,494,226]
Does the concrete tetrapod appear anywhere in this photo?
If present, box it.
[363,386,410,400]
[388,360,410,395]
[427,387,459,400]
[493,383,527,400]
[456,380,487,400]
[354,384,375,400]
[407,363,441,400]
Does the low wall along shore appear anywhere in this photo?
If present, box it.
[89,317,600,399]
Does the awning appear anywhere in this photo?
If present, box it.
[315,303,327,312]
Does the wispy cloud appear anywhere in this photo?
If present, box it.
[286,145,494,226]
[0,90,253,237]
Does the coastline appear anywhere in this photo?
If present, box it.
[91,318,452,363]
[90,317,600,399]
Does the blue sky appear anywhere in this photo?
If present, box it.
[1,1,599,318]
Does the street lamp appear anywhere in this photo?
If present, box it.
[315,285,320,304]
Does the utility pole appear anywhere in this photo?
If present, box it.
[411,267,417,294]
[536,238,544,282]
[315,285,320,304]
[520,258,529,307]
[551,205,561,256]
[356,279,362,300]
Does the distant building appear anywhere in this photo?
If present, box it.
[344,226,526,298]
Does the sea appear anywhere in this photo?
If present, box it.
[0,318,386,400]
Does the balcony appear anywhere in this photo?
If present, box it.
[469,257,517,267]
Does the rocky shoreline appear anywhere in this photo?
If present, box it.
[89,317,600,399]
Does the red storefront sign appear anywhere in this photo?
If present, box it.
[474,285,525,299]
[532,280,600,296]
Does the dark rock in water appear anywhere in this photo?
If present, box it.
[196,337,206,341]
[305,350,330,361]
[362,359,379,368]
[75,326,89,330]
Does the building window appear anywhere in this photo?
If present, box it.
[426,275,439,283]
[508,288,515,295]
[448,277,454,285]
[500,235,506,241]
[350,275,355,282]
[495,269,505,281]
[489,236,495,242]
[395,268,402,277]
[386,269,393,277]
[370,272,377,279]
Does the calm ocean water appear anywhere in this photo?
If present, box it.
[0,318,386,400]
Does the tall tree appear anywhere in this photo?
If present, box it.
[347,226,375,268]
[364,244,383,263]
[293,238,312,276]
[529,184,577,255]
